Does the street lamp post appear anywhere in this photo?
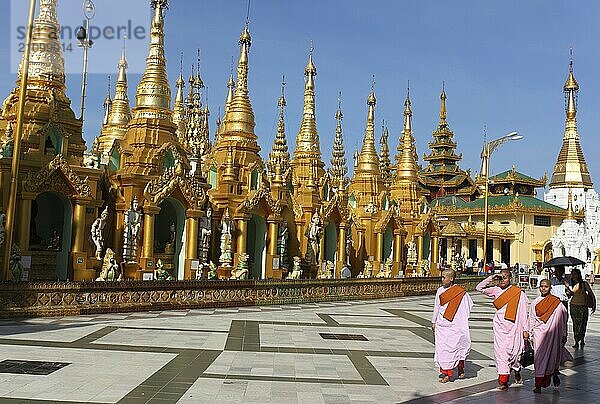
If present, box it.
[77,0,95,124]
[482,132,523,269]
[2,0,37,281]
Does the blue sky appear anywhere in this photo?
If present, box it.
[2,1,599,187]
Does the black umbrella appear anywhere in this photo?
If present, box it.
[543,256,586,268]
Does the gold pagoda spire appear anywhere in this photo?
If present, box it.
[267,76,290,182]
[107,46,132,127]
[103,76,112,126]
[18,0,65,90]
[395,89,419,182]
[379,120,391,182]
[173,54,187,142]
[225,72,235,113]
[549,55,593,189]
[439,81,447,124]
[355,77,380,175]
[330,92,348,188]
[220,22,257,141]
[132,0,172,119]
[295,45,321,156]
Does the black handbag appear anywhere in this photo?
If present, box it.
[520,339,534,368]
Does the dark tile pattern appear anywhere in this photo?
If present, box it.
[319,332,369,341]
[0,359,70,375]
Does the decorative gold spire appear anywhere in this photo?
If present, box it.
[395,90,419,182]
[295,45,321,156]
[103,76,112,126]
[379,120,392,182]
[267,76,290,183]
[173,54,187,142]
[439,81,447,124]
[18,0,65,89]
[132,0,172,119]
[225,71,235,113]
[330,92,348,188]
[106,46,132,127]
[220,22,257,140]
[355,77,380,175]
[549,56,593,189]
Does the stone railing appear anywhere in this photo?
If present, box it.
[0,276,483,318]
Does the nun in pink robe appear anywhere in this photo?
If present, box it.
[476,274,529,388]
[529,292,573,392]
[432,284,473,380]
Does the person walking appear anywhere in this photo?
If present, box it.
[432,269,473,383]
[550,266,570,310]
[566,267,596,349]
[476,270,529,390]
[529,279,573,393]
[465,257,474,275]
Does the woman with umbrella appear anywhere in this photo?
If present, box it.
[565,267,596,349]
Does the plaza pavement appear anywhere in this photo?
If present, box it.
[0,284,599,403]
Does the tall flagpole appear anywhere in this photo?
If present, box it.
[2,0,38,281]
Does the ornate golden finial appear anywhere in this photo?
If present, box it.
[220,21,256,141]
[18,0,65,89]
[295,44,320,156]
[267,75,290,183]
[403,85,412,132]
[103,76,112,126]
[133,0,172,118]
[330,91,348,188]
[355,80,380,175]
[225,70,235,113]
[439,82,447,124]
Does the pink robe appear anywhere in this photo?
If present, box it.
[432,286,473,370]
[529,296,573,378]
[476,276,529,374]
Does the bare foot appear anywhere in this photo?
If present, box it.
[497,384,508,391]
[439,375,451,383]
[533,387,542,394]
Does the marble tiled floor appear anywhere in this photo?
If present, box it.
[0,285,599,403]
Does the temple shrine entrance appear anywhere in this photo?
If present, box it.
[29,191,72,281]
[154,198,186,279]
[247,214,266,279]
[383,227,393,262]
[324,222,337,264]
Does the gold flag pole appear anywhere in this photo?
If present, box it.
[2,0,38,281]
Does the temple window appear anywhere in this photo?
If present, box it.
[108,148,121,171]
[209,166,217,188]
[162,150,176,171]
[349,194,357,209]
[44,127,62,155]
[534,215,551,227]
[250,169,259,190]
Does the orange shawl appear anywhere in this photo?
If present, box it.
[439,285,466,322]
[535,294,561,323]
[493,285,522,322]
